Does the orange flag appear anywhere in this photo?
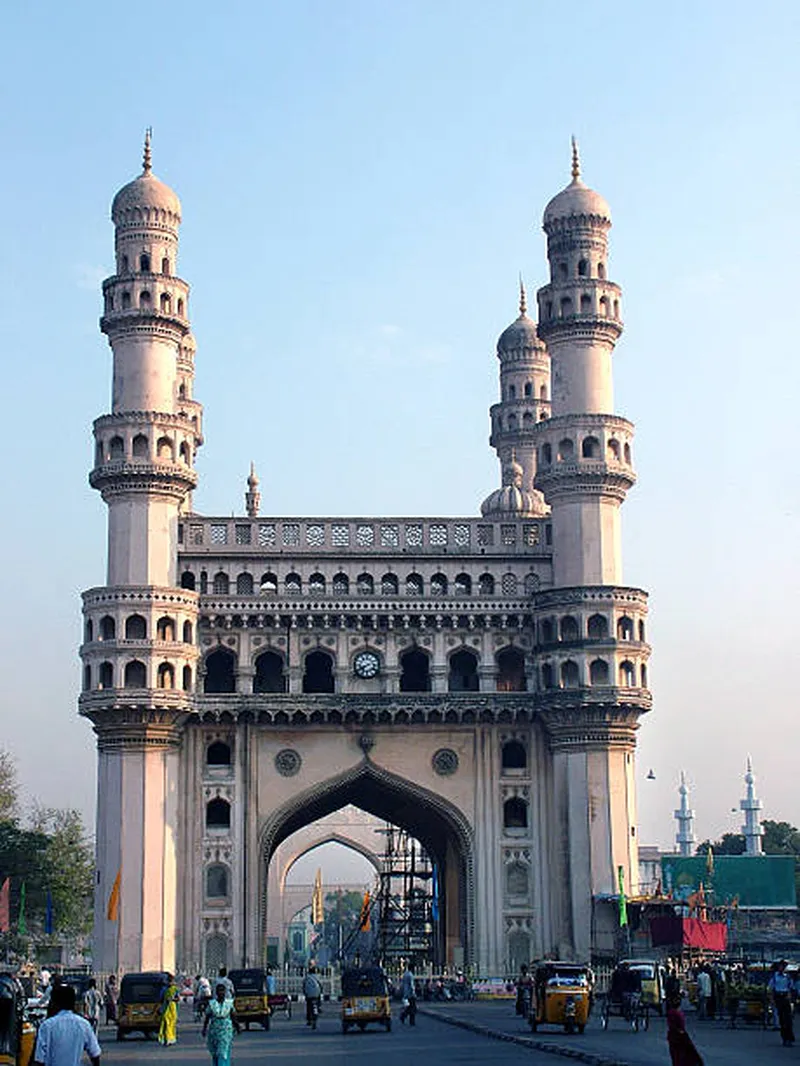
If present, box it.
[359,891,371,932]
[106,869,121,921]
[0,877,9,932]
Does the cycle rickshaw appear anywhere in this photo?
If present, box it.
[599,963,649,1032]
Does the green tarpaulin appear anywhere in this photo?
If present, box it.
[661,855,796,908]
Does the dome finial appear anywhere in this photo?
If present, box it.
[518,273,527,316]
[143,127,153,174]
[571,135,580,182]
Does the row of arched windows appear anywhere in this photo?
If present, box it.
[84,614,193,643]
[106,289,185,316]
[119,253,171,275]
[506,383,548,402]
[84,660,193,691]
[203,644,528,695]
[539,436,631,466]
[97,433,193,465]
[495,410,549,431]
[538,613,645,643]
[553,259,606,282]
[540,658,647,689]
[183,569,532,598]
[542,294,619,321]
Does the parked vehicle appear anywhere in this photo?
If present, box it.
[529,962,592,1034]
[341,967,392,1033]
[600,964,649,1032]
[0,975,34,1066]
[228,969,270,1031]
[116,971,170,1041]
[618,959,667,1014]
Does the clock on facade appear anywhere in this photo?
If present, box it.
[353,651,380,678]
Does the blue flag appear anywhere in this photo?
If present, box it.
[431,866,439,922]
[45,890,54,935]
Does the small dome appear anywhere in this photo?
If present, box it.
[497,312,542,355]
[480,483,546,519]
[111,132,181,226]
[543,140,610,226]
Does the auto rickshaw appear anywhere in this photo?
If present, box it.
[0,975,35,1066]
[228,969,270,1031]
[738,963,773,1027]
[341,966,392,1033]
[116,971,170,1040]
[529,962,592,1034]
[618,959,667,1014]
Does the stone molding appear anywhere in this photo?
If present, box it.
[534,584,647,609]
[86,704,190,751]
[83,586,200,609]
[89,459,197,497]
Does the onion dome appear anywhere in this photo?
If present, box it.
[111,130,182,227]
[481,456,546,518]
[497,280,545,357]
[543,138,610,226]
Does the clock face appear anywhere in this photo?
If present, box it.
[354,651,380,679]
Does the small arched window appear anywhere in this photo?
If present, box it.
[182,620,193,643]
[99,615,116,640]
[597,262,606,279]
[507,413,517,429]
[213,572,230,595]
[580,293,591,312]
[161,257,170,275]
[557,438,574,461]
[638,619,646,642]
[497,646,526,692]
[558,262,568,280]
[156,616,175,641]
[206,798,231,830]
[181,570,196,590]
[582,436,600,459]
[501,740,527,770]
[617,616,634,640]
[182,665,192,691]
[99,662,113,689]
[309,572,326,594]
[132,434,148,458]
[332,573,349,595]
[84,618,94,643]
[540,384,547,401]
[206,864,229,899]
[121,291,131,310]
[207,741,231,766]
[524,382,532,397]
[200,571,208,593]
[448,648,479,692]
[641,663,648,687]
[599,296,610,316]
[406,573,424,597]
[106,436,122,461]
[160,292,171,312]
[260,572,278,594]
[624,442,632,465]
[541,662,554,689]
[177,298,185,316]
[503,797,528,829]
[454,573,472,595]
[508,384,516,400]
[139,290,151,308]
[560,660,580,688]
[236,573,254,595]
[156,436,173,459]
[254,651,286,693]
[587,614,608,640]
[83,664,91,690]
[589,659,609,686]
[430,573,448,596]
[540,619,555,644]
[523,411,533,425]
[399,647,430,693]
[613,299,620,318]
[540,442,552,466]
[559,615,579,641]
[478,573,495,596]
[139,253,151,272]
[608,438,621,461]
[302,650,334,694]
[619,660,636,687]
[179,441,191,465]
[356,573,374,595]
[157,662,175,689]
[125,614,147,640]
[203,648,236,694]
[124,660,147,688]
[381,573,399,595]
[578,259,588,277]
[545,300,553,319]
[121,254,129,273]
[560,296,572,316]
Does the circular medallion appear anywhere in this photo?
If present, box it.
[275,749,302,777]
[432,748,459,776]
[354,651,380,678]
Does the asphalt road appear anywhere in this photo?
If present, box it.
[99,1004,562,1065]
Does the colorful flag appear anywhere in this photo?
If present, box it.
[17,881,26,936]
[431,866,440,923]
[311,869,324,925]
[617,865,628,928]
[0,878,9,932]
[107,869,121,922]
[45,890,54,935]
[706,846,715,877]
[359,891,371,932]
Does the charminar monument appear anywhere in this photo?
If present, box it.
[78,134,651,976]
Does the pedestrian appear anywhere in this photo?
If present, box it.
[515,963,533,1017]
[202,981,240,1066]
[33,982,101,1066]
[103,975,118,1025]
[83,979,101,1032]
[266,968,277,996]
[399,963,417,1026]
[194,973,212,1021]
[666,995,704,1066]
[158,973,180,1046]
[768,959,795,1046]
[695,968,711,1020]
[302,966,322,1028]
[217,967,235,999]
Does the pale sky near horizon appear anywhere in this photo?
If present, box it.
[0,1,798,859]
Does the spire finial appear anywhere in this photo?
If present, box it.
[245,461,261,517]
[518,273,527,316]
[571,135,580,182]
[143,128,153,174]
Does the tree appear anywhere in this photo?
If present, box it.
[0,750,18,822]
[322,890,367,954]
[696,833,745,856]
[761,820,800,856]
[29,806,94,936]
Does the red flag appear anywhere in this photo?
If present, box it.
[0,878,9,933]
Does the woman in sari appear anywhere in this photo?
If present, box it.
[158,974,179,1046]
[666,996,704,1066]
[202,982,240,1066]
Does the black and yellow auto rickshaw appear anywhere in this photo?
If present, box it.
[341,966,391,1033]
[529,962,592,1034]
[228,969,270,1031]
[116,971,170,1040]
[0,975,34,1066]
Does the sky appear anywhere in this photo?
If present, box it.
[0,0,798,854]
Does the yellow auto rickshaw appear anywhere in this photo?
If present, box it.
[529,962,592,1034]
[619,959,667,1014]
[228,969,270,1031]
[116,971,170,1040]
[341,966,391,1033]
[0,975,34,1066]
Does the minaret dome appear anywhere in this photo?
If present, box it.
[111,130,181,229]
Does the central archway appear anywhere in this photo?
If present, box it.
[259,760,474,968]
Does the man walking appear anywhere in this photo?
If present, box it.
[33,983,101,1066]
[303,966,322,1028]
[696,968,711,1020]
[768,960,795,1047]
[399,963,417,1026]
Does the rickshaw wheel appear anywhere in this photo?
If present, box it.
[565,1019,575,1035]
[244,1022,250,1031]
[577,1024,585,1034]
[262,1015,270,1031]
[385,1019,392,1032]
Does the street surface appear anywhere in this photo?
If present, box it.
[99,1003,559,1065]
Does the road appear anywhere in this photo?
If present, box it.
[99,1004,561,1065]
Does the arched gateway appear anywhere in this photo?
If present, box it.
[80,137,652,978]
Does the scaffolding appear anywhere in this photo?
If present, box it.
[375,825,436,969]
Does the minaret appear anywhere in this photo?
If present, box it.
[485,279,550,506]
[533,142,651,958]
[245,462,261,517]
[675,772,696,857]
[740,757,764,856]
[79,133,202,972]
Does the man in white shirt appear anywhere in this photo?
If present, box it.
[34,983,101,1066]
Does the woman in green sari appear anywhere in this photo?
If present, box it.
[158,974,179,1045]
[202,982,240,1066]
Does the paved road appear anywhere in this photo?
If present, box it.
[99,1003,562,1065]
[421,998,800,1065]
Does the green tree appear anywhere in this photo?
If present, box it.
[761,820,800,856]
[0,750,18,822]
[696,833,745,856]
[322,890,366,953]
[29,806,94,936]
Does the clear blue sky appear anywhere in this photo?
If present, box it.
[1,1,797,851]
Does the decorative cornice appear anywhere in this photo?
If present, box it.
[82,585,200,609]
[83,703,192,750]
[534,462,635,499]
[539,701,645,752]
[94,410,201,433]
[533,584,648,609]
[537,316,622,344]
[89,460,197,497]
